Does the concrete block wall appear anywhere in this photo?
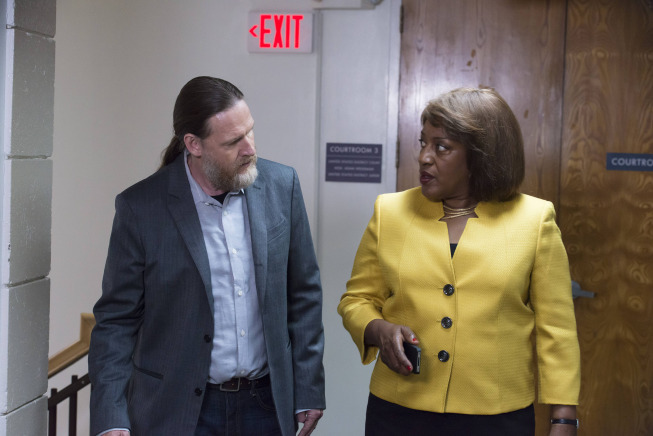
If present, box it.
[0,0,55,433]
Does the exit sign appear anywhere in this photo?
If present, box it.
[248,12,313,53]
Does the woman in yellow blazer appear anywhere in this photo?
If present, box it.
[338,88,580,435]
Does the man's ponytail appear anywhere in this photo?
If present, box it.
[160,136,185,169]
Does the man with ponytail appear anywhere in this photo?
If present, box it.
[89,76,325,436]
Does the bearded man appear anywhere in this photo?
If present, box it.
[88,76,325,436]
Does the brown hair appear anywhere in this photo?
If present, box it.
[420,87,525,202]
[160,76,244,168]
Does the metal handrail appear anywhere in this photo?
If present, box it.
[47,313,95,436]
[48,374,90,436]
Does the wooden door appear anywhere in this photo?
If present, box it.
[398,0,653,434]
[560,0,653,434]
[397,0,567,206]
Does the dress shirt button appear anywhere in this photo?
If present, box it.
[240,329,246,337]
[204,334,212,343]
[224,210,229,216]
[438,350,450,362]
[195,388,203,396]
[441,317,453,329]
[443,284,455,296]
[231,248,238,254]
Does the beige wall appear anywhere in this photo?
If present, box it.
[1,0,55,433]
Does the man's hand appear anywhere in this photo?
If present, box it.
[296,409,323,436]
[365,319,418,375]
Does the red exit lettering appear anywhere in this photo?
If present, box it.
[249,14,304,49]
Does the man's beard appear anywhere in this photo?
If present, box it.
[203,155,258,192]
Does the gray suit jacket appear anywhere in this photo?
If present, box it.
[89,155,325,435]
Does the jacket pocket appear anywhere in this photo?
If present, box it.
[133,363,164,380]
[267,218,288,243]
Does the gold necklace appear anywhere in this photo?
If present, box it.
[441,203,477,220]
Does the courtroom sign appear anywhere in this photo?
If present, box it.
[326,143,382,183]
[606,153,653,172]
[248,12,313,53]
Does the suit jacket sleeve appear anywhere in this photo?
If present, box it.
[88,194,145,433]
[286,169,326,409]
[337,195,388,365]
[530,202,581,404]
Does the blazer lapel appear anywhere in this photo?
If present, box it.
[245,176,268,307]
[166,155,214,310]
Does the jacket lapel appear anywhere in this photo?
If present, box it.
[245,176,268,307]
[166,155,214,310]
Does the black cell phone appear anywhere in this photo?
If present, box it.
[403,341,421,374]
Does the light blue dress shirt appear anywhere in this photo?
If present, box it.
[184,154,268,384]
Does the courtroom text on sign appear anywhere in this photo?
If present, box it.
[606,153,653,172]
[326,143,382,183]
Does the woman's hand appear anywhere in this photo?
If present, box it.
[549,425,576,436]
[364,319,418,375]
[549,405,577,436]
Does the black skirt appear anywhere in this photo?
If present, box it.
[365,393,535,436]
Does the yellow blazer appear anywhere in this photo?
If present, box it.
[338,188,580,415]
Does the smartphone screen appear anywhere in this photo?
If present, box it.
[403,342,421,374]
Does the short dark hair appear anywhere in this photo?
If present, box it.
[160,76,244,168]
[421,88,525,202]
